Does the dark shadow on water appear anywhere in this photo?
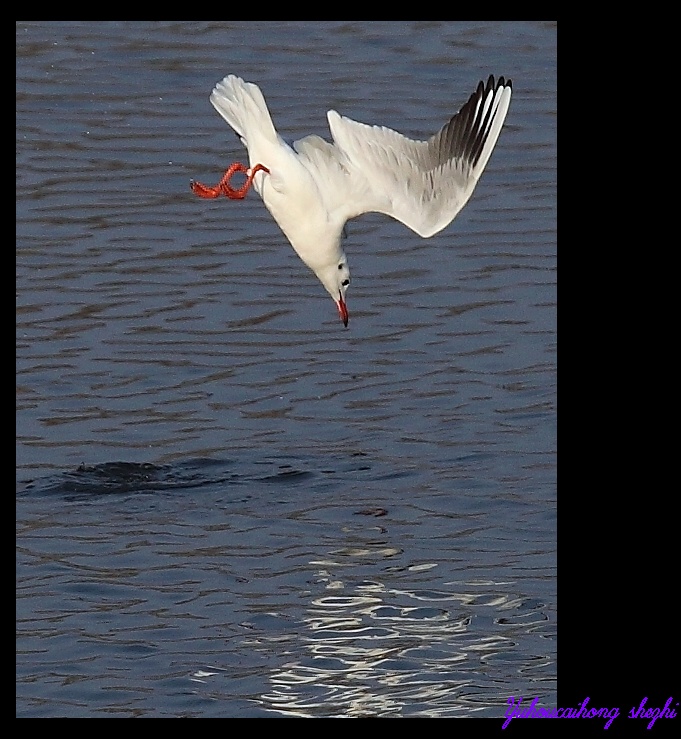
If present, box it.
[19,458,238,498]
[17,454,373,500]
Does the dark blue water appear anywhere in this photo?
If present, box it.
[16,21,556,717]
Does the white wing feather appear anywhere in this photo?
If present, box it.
[295,75,512,238]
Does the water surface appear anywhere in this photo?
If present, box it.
[16,20,556,718]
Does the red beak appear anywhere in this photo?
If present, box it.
[336,295,349,327]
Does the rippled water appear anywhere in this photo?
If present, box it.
[16,21,556,718]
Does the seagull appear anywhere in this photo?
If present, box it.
[191,74,512,327]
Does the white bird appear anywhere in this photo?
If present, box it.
[191,74,512,327]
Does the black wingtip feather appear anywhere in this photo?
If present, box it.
[431,75,512,171]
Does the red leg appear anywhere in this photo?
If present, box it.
[191,162,270,200]
[223,163,270,199]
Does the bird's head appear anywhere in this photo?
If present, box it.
[315,255,351,327]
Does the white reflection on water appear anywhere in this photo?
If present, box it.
[250,572,550,718]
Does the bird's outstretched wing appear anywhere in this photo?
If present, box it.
[296,75,512,238]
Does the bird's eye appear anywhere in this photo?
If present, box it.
[342,279,350,286]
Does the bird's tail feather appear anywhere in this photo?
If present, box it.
[209,75,278,148]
